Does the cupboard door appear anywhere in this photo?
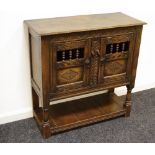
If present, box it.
[50,40,90,94]
[100,33,135,85]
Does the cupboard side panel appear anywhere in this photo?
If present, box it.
[130,26,143,88]
[30,35,42,91]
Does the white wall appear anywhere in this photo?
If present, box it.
[0,0,155,124]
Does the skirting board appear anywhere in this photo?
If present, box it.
[0,108,33,125]
[0,83,155,125]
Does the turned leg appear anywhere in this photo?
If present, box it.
[42,107,51,138]
[124,86,132,117]
[32,88,51,138]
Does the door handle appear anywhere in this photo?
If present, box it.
[91,51,95,56]
[95,49,100,56]
[85,58,90,65]
[100,57,106,63]
[91,49,100,56]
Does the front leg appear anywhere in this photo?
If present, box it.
[124,85,132,117]
[42,107,51,138]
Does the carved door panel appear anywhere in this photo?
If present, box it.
[51,40,90,94]
[100,33,135,85]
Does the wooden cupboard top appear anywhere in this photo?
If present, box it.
[24,12,146,36]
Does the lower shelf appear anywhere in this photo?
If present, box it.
[34,93,126,135]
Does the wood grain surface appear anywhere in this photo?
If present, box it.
[24,12,146,36]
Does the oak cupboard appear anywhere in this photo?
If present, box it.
[24,12,146,138]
